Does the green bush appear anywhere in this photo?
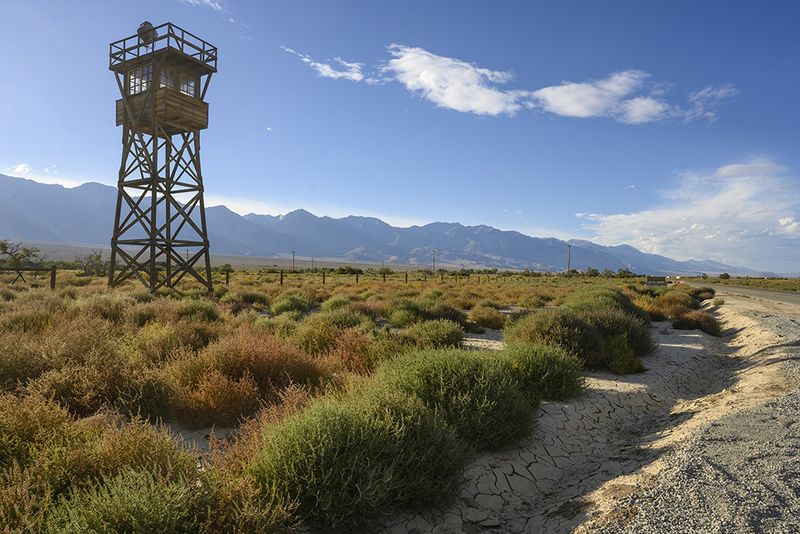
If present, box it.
[505,309,605,368]
[270,292,315,315]
[469,305,506,330]
[250,387,464,530]
[502,343,584,400]
[604,335,645,374]
[375,349,534,450]
[176,299,222,322]
[46,470,201,533]
[320,296,352,312]
[388,308,420,328]
[562,286,649,323]
[402,319,464,349]
[579,308,655,357]
[672,310,722,336]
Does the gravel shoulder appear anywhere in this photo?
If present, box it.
[579,290,800,534]
[386,291,800,533]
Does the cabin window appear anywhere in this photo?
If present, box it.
[128,64,153,95]
[160,68,176,89]
[179,73,197,97]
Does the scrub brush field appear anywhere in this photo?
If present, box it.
[0,269,720,532]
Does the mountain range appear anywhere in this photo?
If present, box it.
[0,174,772,276]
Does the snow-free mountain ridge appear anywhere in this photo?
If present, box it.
[0,174,771,276]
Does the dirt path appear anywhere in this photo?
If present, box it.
[386,292,799,533]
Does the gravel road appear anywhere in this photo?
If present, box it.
[594,290,800,533]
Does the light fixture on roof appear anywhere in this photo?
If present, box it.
[137,21,157,45]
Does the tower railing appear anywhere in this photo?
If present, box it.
[109,22,217,71]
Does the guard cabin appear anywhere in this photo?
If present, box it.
[109,22,217,136]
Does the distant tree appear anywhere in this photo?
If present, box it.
[615,268,635,278]
[584,268,600,277]
[378,267,393,276]
[0,240,40,269]
[719,272,731,280]
[76,250,107,277]
[335,266,363,275]
[700,273,709,279]
[218,263,234,274]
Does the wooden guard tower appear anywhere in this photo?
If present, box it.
[108,22,217,292]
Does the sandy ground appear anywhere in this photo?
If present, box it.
[385,293,799,533]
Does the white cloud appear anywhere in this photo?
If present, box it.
[579,159,799,272]
[283,43,736,124]
[180,0,224,11]
[11,163,31,175]
[533,70,649,119]
[281,46,365,82]
[383,44,530,116]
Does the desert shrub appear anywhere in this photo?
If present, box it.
[0,307,56,334]
[172,370,260,427]
[469,305,506,330]
[250,386,465,529]
[633,295,666,321]
[0,394,72,469]
[505,309,605,368]
[124,301,162,327]
[45,469,202,533]
[198,470,294,533]
[291,315,342,355]
[420,302,467,325]
[0,334,47,389]
[78,294,132,323]
[27,360,168,419]
[257,312,301,338]
[580,308,655,357]
[502,343,584,400]
[176,298,222,322]
[672,310,722,336]
[604,335,645,374]
[320,295,352,312]
[687,286,715,301]
[0,461,53,532]
[713,298,725,306]
[0,288,15,302]
[166,329,325,417]
[52,416,196,491]
[270,292,315,315]
[521,295,546,309]
[476,298,501,309]
[318,307,374,330]
[375,349,534,450]
[562,287,649,323]
[388,308,420,328]
[402,319,464,349]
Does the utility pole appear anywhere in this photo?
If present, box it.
[566,244,572,275]
[432,249,436,274]
[311,257,315,271]
[291,250,296,271]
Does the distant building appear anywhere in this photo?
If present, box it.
[646,275,668,286]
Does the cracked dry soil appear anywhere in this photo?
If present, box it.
[386,291,800,533]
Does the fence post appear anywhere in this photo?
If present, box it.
[225,271,230,286]
[405,272,408,284]
[382,272,386,283]
[440,273,444,282]
[322,271,326,284]
[280,270,284,285]
[50,266,56,290]
[423,274,426,282]
[355,272,359,284]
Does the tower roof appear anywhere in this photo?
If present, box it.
[109,22,217,74]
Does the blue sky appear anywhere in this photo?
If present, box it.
[1,1,798,271]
